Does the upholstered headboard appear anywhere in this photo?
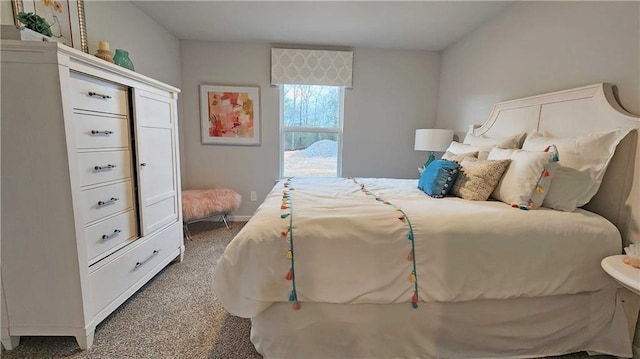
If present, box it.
[472,83,639,247]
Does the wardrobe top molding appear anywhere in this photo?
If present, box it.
[1,40,180,97]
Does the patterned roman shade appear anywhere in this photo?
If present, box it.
[271,48,353,88]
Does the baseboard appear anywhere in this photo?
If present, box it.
[228,215,251,222]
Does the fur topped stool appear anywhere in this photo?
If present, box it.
[181,187,242,239]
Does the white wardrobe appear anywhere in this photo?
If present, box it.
[1,41,184,349]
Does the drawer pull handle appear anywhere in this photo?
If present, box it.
[88,91,112,99]
[94,164,117,171]
[140,163,147,167]
[101,229,122,240]
[90,130,114,136]
[97,197,119,206]
[135,250,160,269]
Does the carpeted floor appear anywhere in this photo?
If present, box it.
[0,221,615,359]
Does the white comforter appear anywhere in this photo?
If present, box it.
[213,178,621,318]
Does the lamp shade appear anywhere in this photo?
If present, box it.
[414,129,454,152]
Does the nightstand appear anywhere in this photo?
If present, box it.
[602,255,640,295]
[601,255,640,358]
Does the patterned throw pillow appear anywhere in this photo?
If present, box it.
[418,159,460,198]
[441,151,478,163]
[451,158,511,201]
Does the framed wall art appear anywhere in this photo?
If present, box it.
[12,0,88,53]
[200,85,261,146]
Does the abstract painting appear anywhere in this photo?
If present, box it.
[200,85,260,145]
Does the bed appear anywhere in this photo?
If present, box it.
[213,83,640,358]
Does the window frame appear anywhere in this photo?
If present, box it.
[279,85,345,178]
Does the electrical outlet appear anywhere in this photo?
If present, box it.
[250,191,257,202]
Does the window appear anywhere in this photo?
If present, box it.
[280,84,344,177]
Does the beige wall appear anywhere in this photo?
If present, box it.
[1,1,14,25]
[180,41,441,217]
[84,1,180,88]
[436,1,640,135]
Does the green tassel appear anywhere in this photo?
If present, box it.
[406,231,414,240]
[281,213,290,219]
[289,291,296,302]
[411,302,418,309]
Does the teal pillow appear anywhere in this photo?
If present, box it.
[418,159,460,198]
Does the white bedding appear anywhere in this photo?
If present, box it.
[213,177,622,318]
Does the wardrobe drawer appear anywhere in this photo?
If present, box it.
[70,72,128,115]
[74,113,130,150]
[81,181,134,224]
[89,223,181,316]
[77,150,132,187]
[85,209,138,264]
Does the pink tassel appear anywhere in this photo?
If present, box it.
[412,293,419,303]
[529,201,536,209]
[285,270,293,280]
[292,301,301,310]
[511,203,519,208]
[398,215,405,222]
[543,145,551,152]
[407,252,413,261]
[281,205,289,210]
[542,169,550,177]
[281,228,289,237]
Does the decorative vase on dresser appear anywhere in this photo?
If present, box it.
[1,40,184,350]
[112,48,134,71]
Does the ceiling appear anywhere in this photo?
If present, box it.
[131,1,512,51]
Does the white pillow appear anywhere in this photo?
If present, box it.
[488,148,556,210]
[522,129,629,211]
[464,132,526,149]
[447,141,497,161]
[445,141,481,155]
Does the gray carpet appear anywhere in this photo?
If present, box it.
[0,221,614,359]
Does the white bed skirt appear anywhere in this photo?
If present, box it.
[250,289,631,359]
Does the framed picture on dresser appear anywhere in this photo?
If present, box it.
[12,0,88,53]
[200,84,261,146]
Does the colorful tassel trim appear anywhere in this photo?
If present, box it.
[352,178,420,309]
[517,146,558,210]
[282,178,300,311]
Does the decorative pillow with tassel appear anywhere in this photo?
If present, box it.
[418,159,460,198]
[487,146,558,210]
